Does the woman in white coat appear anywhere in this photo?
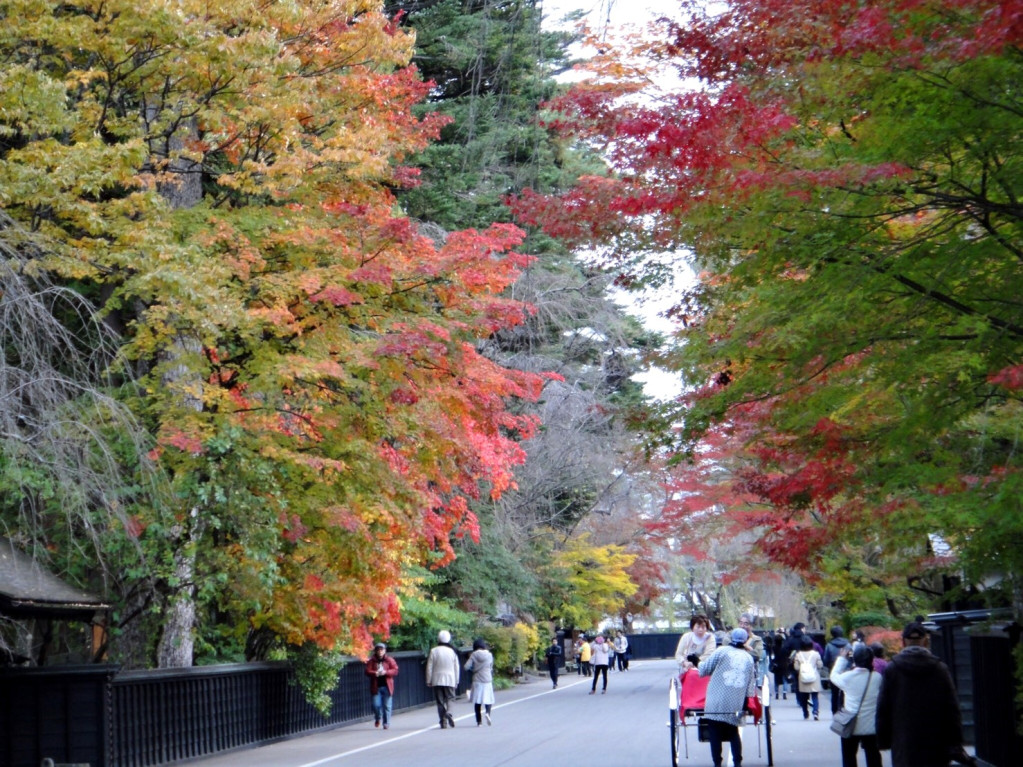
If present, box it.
[465,638,495,726]
[829,645,883,767]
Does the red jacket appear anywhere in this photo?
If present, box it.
[365,654,399,695]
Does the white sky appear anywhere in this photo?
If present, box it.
[543,0,684,32]
[542,0,692,402]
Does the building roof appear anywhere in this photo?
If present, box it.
[0,538,109,620]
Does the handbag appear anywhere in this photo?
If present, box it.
[745,695,763,724]
[830,670,871,737]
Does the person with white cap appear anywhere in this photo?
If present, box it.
[364,642,399,729]
[698,627,758,767]
[426,629,461,728]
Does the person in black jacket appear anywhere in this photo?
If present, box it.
[780,623,806,694]
[545,636,562,689]
[771,629,789,699]
[876,621,970,767]
[822,626,851,713]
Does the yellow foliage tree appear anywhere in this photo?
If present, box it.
[543,534,637,629]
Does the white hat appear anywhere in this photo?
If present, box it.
[438,630,451,644]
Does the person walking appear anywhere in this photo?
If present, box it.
[793,633,824,720]
[579,636,592,677]
[465,638,495,726]
[738,613,766,684]
[822,626,851,714]
[589,635,610,694]
[830,645,883,767]
[674,615,717,673]
[780,622,807,692]
[699,628,758,767]
[545,636,562,689]
[572,636,585,674]
[426,629,460,729]
[772,629,790,699]
[614,631,629,671]
[876,621,972,767]
[364,642,399,730]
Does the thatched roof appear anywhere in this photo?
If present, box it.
[0,538,109,620]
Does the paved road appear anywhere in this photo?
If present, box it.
[188,659,854,767]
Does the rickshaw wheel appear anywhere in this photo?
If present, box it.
[669,677,681,767]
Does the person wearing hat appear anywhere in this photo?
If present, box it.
[364,642,399,729]
[698,628,758,767]
[876,621,971,767]
[426,629,461,729]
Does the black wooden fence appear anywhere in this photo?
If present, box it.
[928,611,1022,767]
[1,650,463,767]
[3,625,1020,767]
[623,631,681,660]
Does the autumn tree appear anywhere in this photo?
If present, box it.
[383,0,662,626]
[0,0,546,670]
[515,1,1023,621]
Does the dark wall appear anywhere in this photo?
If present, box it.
[0,664,116,767]
[0,650,465,767]
[625,632,682,660]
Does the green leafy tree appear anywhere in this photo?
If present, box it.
[514,1,1023,620]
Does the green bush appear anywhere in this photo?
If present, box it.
[477,621,541,676]
[850,611,895,631]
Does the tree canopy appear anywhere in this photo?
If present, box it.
[515,0,1023,619]
[0,0,549,664]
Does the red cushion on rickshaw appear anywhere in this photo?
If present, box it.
[679,668,709,713]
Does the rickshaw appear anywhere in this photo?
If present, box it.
[668,669,770,767]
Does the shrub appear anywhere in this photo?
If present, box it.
[477,621,541,676]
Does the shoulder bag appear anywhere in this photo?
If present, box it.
[830,670,871,737]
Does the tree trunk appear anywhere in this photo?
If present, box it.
[149,105,204,668]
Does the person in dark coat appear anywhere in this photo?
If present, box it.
[876,621,969,767]
[822,626,851,714]
[771,629,789,699]
[545,636,562,689]
[780,622,806,691]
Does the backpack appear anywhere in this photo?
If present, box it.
[797,653,818,684]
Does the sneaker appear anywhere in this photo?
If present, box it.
[813,714,819,721]
[485,713,492,726]
[447,714,456,728]
[375,720,380,728]
[589,690,596,695]
[601,689,606,694]
[383,723,389,730]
